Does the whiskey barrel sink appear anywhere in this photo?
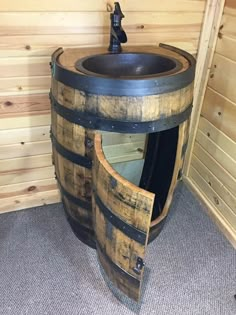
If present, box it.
[50,44,195,301]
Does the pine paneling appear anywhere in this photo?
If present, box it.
[189,0,236,247]
[201,87,236,142]
[0,1,206,12]
[0,34,199,58]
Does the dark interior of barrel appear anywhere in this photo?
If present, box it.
[107,126,179,227]
[139,126,179,222]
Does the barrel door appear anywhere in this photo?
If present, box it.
[93,133,155,301]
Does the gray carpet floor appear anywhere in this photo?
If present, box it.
[0,183,235,315]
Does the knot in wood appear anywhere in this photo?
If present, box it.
[28,186,36,192]
[4,101,13,106]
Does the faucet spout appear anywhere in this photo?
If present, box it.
[108,2,127,53]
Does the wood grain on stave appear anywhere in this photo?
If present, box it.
[52,79,193,123]
[93,133,154,301]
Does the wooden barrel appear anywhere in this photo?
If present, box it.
[50,44,195,253]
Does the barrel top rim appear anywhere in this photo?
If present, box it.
[58,44,191,77]
[51,44,195,96]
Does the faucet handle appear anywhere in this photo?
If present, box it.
[113,2,125,19]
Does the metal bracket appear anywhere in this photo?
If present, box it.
[49,61,55,76]
[133,257,145,275]
[110,177,117,189]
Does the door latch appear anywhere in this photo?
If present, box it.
[133,257,145,275]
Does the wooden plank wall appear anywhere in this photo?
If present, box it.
[188,0,236,246]
[0,0,206,213]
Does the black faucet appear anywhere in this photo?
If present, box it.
[108,2,127,53]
